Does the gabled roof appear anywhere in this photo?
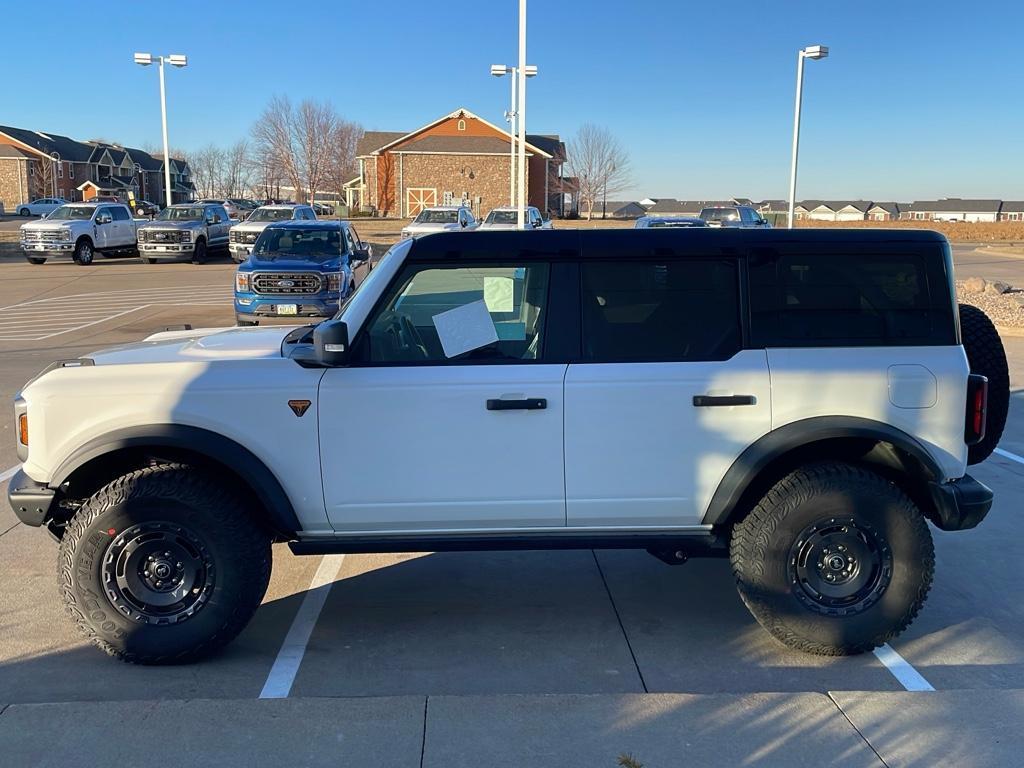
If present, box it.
[397,134,533,155]
[0,125,95,162]
[1001,201,1024,213]
[912,198,1001,213]
[359,108,554,159]
[869,202,902,214]
[356,131,407,157]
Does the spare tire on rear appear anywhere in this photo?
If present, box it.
[959,303,1009,464]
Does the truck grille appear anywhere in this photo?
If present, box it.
[253,272,322,295]
[21,229,64,243]
[140,229,183,243]
[230,230,261,244]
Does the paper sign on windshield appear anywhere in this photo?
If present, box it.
[433,300,499,358]
[484,276,514,312]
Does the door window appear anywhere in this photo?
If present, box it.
[580,259,741,362]
[111,206,130,221]
[360,263,550,363]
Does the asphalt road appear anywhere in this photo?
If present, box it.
[0,244,1023,766]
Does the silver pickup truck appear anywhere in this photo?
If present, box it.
[19,202,139,265]
[137,203,232,264]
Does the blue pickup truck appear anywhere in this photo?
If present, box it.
[234,220,370,326]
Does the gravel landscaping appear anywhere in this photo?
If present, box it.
[957,278,1024,329]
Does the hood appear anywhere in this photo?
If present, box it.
[245,255,340,271]
[139,220,203,230]
[83,325,302,365]
[403,222,461,233]
[477,222,517,230]
[21,218,78,229]
[232,220,273,232]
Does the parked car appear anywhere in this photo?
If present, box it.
[478,206,550,230]
[227,198,259,218]
[229,204,317,262]
[699,205,771,228]
[234,220,369,325]
[401,205,478,238]
[7,228,1008,664]
[19,201,138,265]
[133,200,159,217]
[196,198,244,220]
[312,202,335,216]
[136,203,232,264]
[634,216,707,229]
[16,197,65,217]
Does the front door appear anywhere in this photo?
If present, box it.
[319,259,565,532]
[93,206,114,248]
[564,252,771,527]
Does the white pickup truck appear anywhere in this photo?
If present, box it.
[19,201,139,265]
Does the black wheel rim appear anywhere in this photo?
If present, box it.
[788,517,892,616]
[101,522,215,624]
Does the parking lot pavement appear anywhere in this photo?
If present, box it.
[1,254,1024,763]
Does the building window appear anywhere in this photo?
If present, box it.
[457,119,466,131]
[69,164,74,179]
[59,188,65,199]
[58,164,64,179]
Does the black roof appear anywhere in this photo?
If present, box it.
[264,220,348,231]
[406,228,948,261]
[0,125,95,162]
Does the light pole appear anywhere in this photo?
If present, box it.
[49,151,60,198]
[603,162,615,219]
[516,0,527,230]
[134,52,187,207]
[787,44,828,229]
[491,63,537,209]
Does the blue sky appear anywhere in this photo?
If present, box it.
[4,0,1022,201]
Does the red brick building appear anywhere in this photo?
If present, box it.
[352,108,569,218]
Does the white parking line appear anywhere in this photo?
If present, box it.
[259,554,346,699]
[993,447,1024,466]
[873,643,935,691]
[0,465,20,483]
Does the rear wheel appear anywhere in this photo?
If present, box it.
[731,462,933,656]
[145,257,158,265]
[959,303,1009,464]
[73,238,94,265]
[59,465,272,664]
[25,256,46,265]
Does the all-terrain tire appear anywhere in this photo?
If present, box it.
[191,238,207,265]
[26,256,46,265]
[959,303,1009,464]
[731,462,934,656]
[58,464,272,664]
[73,237,94,265]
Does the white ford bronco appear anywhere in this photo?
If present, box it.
[7,229,1008,664]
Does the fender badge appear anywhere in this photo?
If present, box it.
[288,399,311,417]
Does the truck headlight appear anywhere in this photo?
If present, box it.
[181,231,193,243]
[236,272,251,292]
[60,227,72,240]
[326,273,342,292]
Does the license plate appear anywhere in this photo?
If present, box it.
[34,245,46,251]
[158,246,170,251]
[277,304,298,315]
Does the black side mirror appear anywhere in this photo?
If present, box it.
[314,319,351,366]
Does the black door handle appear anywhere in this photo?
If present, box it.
[487,398,547,411]
[693,395,756,407]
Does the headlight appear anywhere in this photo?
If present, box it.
[326,272,342,292]
[60,227,72,240]
[235,272,251,292]
[181,231,193,243]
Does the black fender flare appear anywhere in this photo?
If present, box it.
[51,424,301,537]
[703,416,945,526]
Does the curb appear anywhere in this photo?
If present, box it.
[974,246,1024,260]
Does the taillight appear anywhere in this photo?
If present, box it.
[965,374,988,445]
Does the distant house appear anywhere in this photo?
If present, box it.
[867,202,903,221]
[999,201,1024,222]
[905,199,1001,223]
[592,200,647,219]
[798,201,873,221]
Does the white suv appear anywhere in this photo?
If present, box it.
[7,228,1008,664]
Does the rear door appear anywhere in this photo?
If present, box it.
[564,235,772,527]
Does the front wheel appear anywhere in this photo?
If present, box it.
[25,256,46,265]
[58,465,272,664]
[731,462,933,656]
[73,238,94,265]
[191,239,207,265]
[145,257,158,265]
[19,207,30,216]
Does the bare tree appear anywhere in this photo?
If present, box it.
[186,144,226,198]
[323,121,363,208]
[566,124,631,219]
[221,141,253,198]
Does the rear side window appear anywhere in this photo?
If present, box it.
[748,250,956,347]
[580,259,742,362]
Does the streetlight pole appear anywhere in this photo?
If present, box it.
[787,44,828,229]
[490,61,537,211]
[134,52,187,208]
[49,151,60,198]
[516,0,527,230]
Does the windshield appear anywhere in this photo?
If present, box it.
[248,208,295,222]
[700,207,740,222]
[414,209,457,224]
[47,205,95,220]
[253,228,345,262]
[157,206,205,221]
[484,210,517,225]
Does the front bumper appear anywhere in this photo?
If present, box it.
[21,242,74,254]
[139,242,195,254]
[927,474,993,531]
[235,296,339,322]
[230,244,254,260]
[6,468,55,527]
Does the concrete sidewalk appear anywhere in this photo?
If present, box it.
[3,690,1019,767]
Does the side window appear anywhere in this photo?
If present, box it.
[96,206,113,222]
[581,259,741,362]
[361,263,550,363]
[748,251,957,346]
[111,206,130,221]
